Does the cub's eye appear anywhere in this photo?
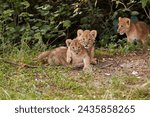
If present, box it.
[72,47,75,49]
[121,25,123,28]
[83,38,85,41]
[78,46,81,49]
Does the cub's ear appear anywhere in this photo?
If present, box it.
[77,29,83,37]
[126,18,131,26]
[118,17,122,21]
[90,30,97,39]
[66,39,72,47]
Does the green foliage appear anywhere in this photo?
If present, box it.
[0,0,150,50]
[0,0,74,53]
[141,0,150,8]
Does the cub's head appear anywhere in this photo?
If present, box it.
[118,17,131,35]
[77,29,97,49]
[66,39,84,55]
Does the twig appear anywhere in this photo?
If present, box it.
[94,0,97,7]
[87,0,93,10]
[49,33,66,45]
[109,0,113,16]
[0,57,38,68]
[99,63,113,69]
[118,1,127,9]
[144,7,150,20]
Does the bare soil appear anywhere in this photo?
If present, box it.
[96,50,150,79]
[67,49,150,89]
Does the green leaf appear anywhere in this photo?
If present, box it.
[131,11,139,15]
[21,1,30,9]
[31,26,38,30]
[36,4,51,11]
[3,10,14,17]
[141,0,148,8]
[19,12,33,17]
[34,32,42,40]
[63,20,71,29]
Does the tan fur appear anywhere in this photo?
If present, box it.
[118,17,150,45]
[76,29,97,64]
[66,39,91,71]
[37,47,68,66]
[38,51,51,62]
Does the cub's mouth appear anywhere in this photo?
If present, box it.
[119,32,125,35]
[84,46,89,49]
[117,29,125,35]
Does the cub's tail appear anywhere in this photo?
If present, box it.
[37,51,51,61]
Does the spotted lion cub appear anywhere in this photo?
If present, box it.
[66,39,91,71]
[118,17,150,45]
[76,29,97,64]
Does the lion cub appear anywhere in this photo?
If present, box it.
[38,47,68,66]
[76,29,97,64]
[118,17,150,45]
[38,39,91,71]
[66,39,91,71]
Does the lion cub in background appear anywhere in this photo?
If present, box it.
[118,17,150,45]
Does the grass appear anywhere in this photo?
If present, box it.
[0,45,150,100]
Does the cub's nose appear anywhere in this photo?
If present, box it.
[84,44,88,48]
[76,52,79,54]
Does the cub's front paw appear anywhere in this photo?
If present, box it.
[83,66,92,73]
[66,57,71,63]
[91,58,97,64]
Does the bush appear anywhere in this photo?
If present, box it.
[0,0,149,51]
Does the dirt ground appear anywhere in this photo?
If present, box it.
[96,50,150,79]
[67,49,150,89]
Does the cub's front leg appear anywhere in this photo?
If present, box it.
[83,55,91,71]
[90,47,97,64]
[66,47,72,63]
